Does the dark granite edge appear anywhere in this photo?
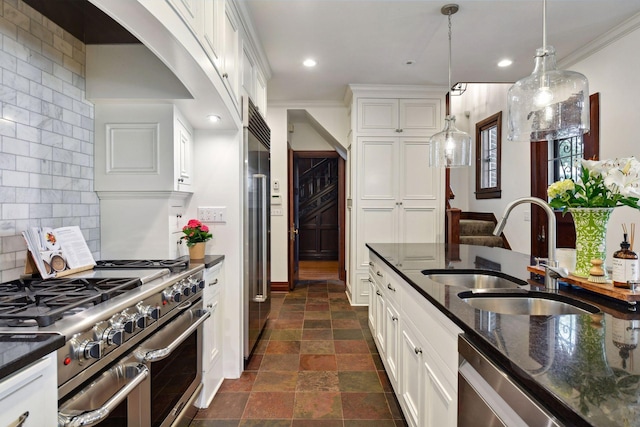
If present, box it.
[365,243,592,427]
[189,255,224,269]
[0,333,65,380]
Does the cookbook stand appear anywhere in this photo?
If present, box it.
[24,251,94,279]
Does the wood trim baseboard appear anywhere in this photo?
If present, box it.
[271,281,290,292]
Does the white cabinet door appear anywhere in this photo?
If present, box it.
[242,44,256,100]
[198,263,224,408]
[202,0,223,70]
[367,277,376,331]
[400,322,423,427]
[422,351,457,427]
[222,4,240,108]
[175,113,193,189]
[398,99,441,136]
[357,98,442,136]
[167,0,201,36]
[0,353,57,427]
[373,282,386,356]
[255,69,267,116]
[384,299,400,388]
[358,98,399,133]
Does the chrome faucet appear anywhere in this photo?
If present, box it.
[493,197,559,290]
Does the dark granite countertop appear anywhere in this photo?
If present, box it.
[0,333,64,381]
[367,243,640,427]
[190,254,225,269]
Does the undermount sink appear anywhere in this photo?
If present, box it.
[424,272,526,290]
[458,291,600,316]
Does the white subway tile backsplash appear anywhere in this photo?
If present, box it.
[3,169,28,186]
[1,0,100,279]
[2,203,28,219]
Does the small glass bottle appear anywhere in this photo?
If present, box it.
[612,234,639,288]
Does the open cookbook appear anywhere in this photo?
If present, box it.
[22,226,96,279]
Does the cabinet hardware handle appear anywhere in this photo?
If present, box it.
[9,411,29,427]
[376,290,382,296]
[392,316,398,322]
[208,278,219,286]
[414,347,422,355]
[387,284,396,292]
[223,73,228,78]
[178,178,184,183]
[368,278,373,282]
[376,271,383,277]
[369,262,374,266]
[207,304,213,309]
[398,128,403,132]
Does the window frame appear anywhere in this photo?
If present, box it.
[475,111,502,199]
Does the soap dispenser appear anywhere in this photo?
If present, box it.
[612,233,639,288]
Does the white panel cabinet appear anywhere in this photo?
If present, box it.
[357,98,441,136]
[166,0,201,36]
[202,0,224,70]
[0,353,57,427]
[222,4,240,109]
[95,103,193,193]
[347,88,445,305]
[369,250,460,427]
[197,261,225,408]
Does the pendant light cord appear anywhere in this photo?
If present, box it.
[447,10,452,98]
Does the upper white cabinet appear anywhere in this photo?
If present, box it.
[167,0,202,36]
[94,104,193,193]
[358,98,441,136]
[346,87,445,305]
[222,4,240,108]
[202,0,224,71]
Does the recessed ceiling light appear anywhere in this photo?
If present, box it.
[207,114,221,123]
[498,59,513,68]
[303,58,317,67]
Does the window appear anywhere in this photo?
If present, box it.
[475,112,502,199]
[549,135,583,186]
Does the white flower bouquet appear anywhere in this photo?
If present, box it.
[548,158,640,212]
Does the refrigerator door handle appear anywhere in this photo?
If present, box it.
[253,173,268,303]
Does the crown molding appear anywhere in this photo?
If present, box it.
[559,12,640,68]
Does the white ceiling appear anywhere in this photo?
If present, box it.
[244,0,640,103]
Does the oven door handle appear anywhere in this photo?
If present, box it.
[58,363,148,427]
[140,309,210,363]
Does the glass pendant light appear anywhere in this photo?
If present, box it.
[429,4,471,168]
[507,0,589,142]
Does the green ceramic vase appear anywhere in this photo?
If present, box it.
[569,207,614,278]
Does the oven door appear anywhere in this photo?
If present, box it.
[135,299,208,427]
[58,300,209,427]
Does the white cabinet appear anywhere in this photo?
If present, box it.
[167,0,201,37]
[369,250,460,427]
[347,88,445,305]
[400,318,456,427]
[0,353,57,427]
[202,0,224,70]
[221,3,240,108]
[197,261,225,408]
[94,103,194,193]
[357,98,441,136]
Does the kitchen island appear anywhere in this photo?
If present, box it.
[367,243,640,427]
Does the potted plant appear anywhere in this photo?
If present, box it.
[181,219,212,260]
[547,157,640,277]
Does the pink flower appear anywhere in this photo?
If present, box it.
[201,224,209,232]
[187,219,201,227]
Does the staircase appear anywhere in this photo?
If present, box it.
[459,218,504,248]
[446,209,510,249]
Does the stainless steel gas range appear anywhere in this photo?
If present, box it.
[0,257,208,427]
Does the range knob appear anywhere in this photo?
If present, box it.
[111,312,135,334]
[163,286,182,303]
[103,327,124,346]
[80,340,103,360]
[181,279,191,297]
[137,302,160,321]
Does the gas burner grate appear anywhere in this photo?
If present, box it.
[0,277,141,327]
[94,257,190,272]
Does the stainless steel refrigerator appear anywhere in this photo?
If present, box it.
[243,97,271,362]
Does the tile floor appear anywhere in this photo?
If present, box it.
[192,280,407,426]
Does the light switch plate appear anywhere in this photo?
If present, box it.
[198,206,227,223]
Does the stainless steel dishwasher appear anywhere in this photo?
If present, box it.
[458,335,561,427]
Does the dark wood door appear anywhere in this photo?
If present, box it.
[530,93,600,257]
[296,154,339,260]
[287,147,299,290]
